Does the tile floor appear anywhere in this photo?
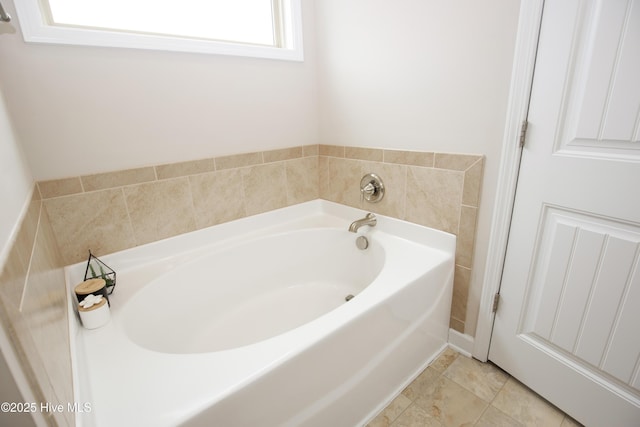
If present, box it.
[367,348,583,427]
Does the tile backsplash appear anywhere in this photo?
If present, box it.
[37,144,482,333]
[0,191,74,426]
[39,146,319,265]
[318,145,483,333]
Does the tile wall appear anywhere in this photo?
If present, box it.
[0,191,74,426]
[317,145,483,332]
[0,143,482,426]
[38,146,320,266]
[37,144,482,332]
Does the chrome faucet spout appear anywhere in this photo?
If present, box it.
[348,213,377,233]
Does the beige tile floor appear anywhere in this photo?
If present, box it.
[368,348,584,427]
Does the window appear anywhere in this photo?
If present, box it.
[14,0,303,61]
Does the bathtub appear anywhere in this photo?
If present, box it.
[65,200,455,427]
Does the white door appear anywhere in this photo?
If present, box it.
[489,0,640,426]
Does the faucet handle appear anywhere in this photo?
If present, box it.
[363,182,376,195]
[361,182,376,202]
[360,173,385,203]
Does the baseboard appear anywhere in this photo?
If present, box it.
[448,329,474,358]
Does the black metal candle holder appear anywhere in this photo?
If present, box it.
[83,251,116,295]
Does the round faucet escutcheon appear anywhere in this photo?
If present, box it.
[360,173,384,203]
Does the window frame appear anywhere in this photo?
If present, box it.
[14,0,304,61]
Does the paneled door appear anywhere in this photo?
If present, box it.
[489,0,640,425]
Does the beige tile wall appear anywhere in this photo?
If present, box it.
[0,191,74,427]
[37,143,482,333]
[38,146,320,266]
[318,146,483,332]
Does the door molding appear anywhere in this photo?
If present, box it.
[472,0,545,361]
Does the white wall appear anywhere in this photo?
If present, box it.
[315,1,519,150]
[0,85,33,267]
[0,0,319,180]
[314,0,521,335]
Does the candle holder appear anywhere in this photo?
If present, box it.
[83,251,116,295]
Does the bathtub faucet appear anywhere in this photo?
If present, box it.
[348,213,377,233]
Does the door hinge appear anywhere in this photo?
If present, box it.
[519,120,529,148]
[492,293,500,313]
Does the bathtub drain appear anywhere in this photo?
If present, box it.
[345,294,354,302]
[355,236,369,250]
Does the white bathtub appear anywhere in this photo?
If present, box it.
[66,200,455,427]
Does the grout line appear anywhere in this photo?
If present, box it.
[185,176,199,231]
[465,157,483,172]
[283,160,291,207]
[18,201,42,312]
[120,187,137,247]
[401,165,408,221]
[473,405,491,426]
